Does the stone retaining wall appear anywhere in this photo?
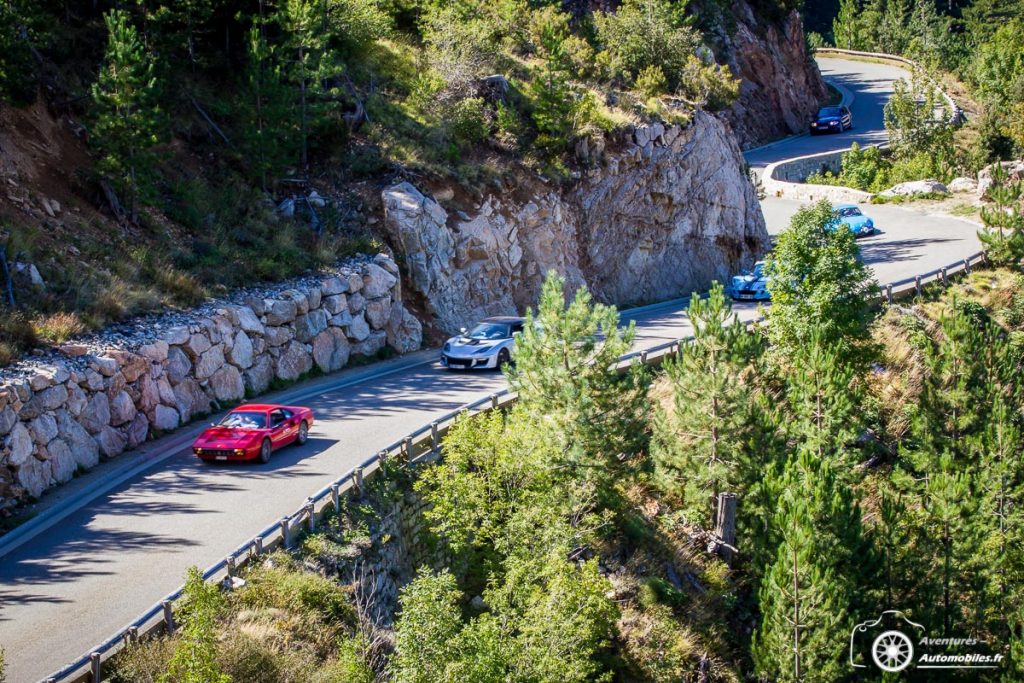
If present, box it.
[0,254,423,508]
[762,148,876,204]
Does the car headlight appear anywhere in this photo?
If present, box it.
[443,342,451,353]
[234,448,245,455]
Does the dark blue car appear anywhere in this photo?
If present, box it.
[810,105,852,135]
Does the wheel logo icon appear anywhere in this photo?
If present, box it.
[872,630,914,672]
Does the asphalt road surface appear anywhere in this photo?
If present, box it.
[0,57,983,683]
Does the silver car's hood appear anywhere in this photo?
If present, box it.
[444,336,506,355]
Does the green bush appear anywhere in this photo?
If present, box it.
[238,555,356,628]
[449,97,491,146]
[635,65,667,98]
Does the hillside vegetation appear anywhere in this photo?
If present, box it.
[0,0,756,365]
[113,202,1024,681]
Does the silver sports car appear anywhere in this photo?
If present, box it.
[441,316,525,370]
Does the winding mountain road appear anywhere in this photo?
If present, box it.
[0,57,982,683]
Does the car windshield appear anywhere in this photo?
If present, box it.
[752,262,765,277]
[466,323,511,340]
[219,411,266,429]
[818,107,842,118]
[837,207,862,217]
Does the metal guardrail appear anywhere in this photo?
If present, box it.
[42,245,989,683]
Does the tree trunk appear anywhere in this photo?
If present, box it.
[0,245,16,308]
[714,492,737,565]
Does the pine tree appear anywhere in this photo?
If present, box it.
[90,9,161,220]
[783,333,862,468]
[765,200,878,373]
[528,11,577,157]
[651,282,762,527]
[753,456,853,682]
[832,0,862,49]
[507,273,649,481]
[242,21,295,189]
[279,0,331,170]
[978,162,1024,266]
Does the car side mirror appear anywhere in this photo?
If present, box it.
[459,327,467,334]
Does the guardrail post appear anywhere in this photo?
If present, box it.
[885,284,893,304]
[914,275,922,296]
[90,652,101,682]
[331,483,341,513]
[403,436,414,463]
[941,267,948,286]
[431,422,440,452]
[378,449,387,465]
[490,394,499,410]
[354,467,364,493]
[640,351,648,365]
[226,555,236,578]
[280,516,291,549]
[162,600,176,634]
[964,258,971,274]
[254,536,263,557]
[306,501,316,532]
[127,626,139,644]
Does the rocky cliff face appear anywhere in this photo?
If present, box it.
[717,6,828,148]
[384,111,768,334]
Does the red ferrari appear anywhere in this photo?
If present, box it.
[192,404,315,463]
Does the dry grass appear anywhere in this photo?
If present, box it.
[33,311,84,343]
[0,309,38,365]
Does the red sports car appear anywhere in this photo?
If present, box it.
[192,404,314,463]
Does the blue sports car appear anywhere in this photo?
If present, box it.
[830,204,877,238]
[810,105,852,134]
[728,261,770,302]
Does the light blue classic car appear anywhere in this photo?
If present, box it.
[728,261,770,302]
[831,204,877,238]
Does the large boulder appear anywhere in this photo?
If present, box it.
[17,458,49,498]
[275,341,313,381]
[48,438,76,484]
[231,305,265,335]
[56,410,100,468]
[79,393,111,434]
[312,328,351,373]
[194,345,225,380]
[386,306,423,354]
[5,422,34,466]
[209,365,245,402]
[0,405,16,436]
[948,177,978,194]
[165,347,192,384]
[28,414,59,446]
[362,262,398,299]
[126,413,149,448]
[264,298,298,326]
[228,331,254,369]
[294,310,329,343]
[153,404,180,431]
[879,179,949,197]
[244,355,274,395]
[96,426,127,458]
[353,331,387,358]
[174,379,212,422]
[365,297,391,330]
[347,314,371,342]
[109,390,137,426]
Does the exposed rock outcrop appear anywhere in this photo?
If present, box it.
[0,255,421,508]
[384,111,767,334]
[716,6,828,148]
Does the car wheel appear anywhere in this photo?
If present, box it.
[258,438,272,464]
[296,421,309,446]
[496,348,511,369]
